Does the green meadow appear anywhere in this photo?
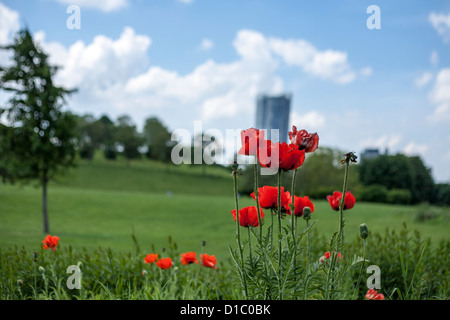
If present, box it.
[1,156,448,264]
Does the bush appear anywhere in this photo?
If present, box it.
[386,189,412,205]
[104,146,117,160]
[359,184,388,203]
[433,183,450,206]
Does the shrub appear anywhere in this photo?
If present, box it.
[359,184,388,203]
[386,189,412,205]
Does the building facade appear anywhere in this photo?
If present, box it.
[255,94,291,143]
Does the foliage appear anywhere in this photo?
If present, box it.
[386,189,412,205]
[358,184,388,203]
[358,154,434,204]
[143,117,173,162]
[432,183,450,206]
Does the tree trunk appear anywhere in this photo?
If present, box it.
[42,175,49,234]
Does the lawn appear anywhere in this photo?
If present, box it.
[0,157,448,264]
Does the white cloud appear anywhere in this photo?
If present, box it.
[360,67,373,77]
[429,12,450,42]
[415,72,433,88]
[428,68,450,123]
[360,134,403,151]
[403,142,428,157]
[0,2,20,45]
[36,27,151,90]
[289,111,325,131]
[200,38,214,51]
[430,50,439,66]
[268,37,358,84]
[13,23,361,135]
[53,0,128,12]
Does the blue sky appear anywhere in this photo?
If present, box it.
[1,0,450,182]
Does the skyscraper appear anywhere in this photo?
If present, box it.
[255,94,291,143]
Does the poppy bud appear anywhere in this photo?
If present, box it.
[360,223,369,239]
[202,240,206,247]
[17,279,23,286]
[303,207,311,220]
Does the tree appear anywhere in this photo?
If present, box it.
[115,115,144,164]
[0,28,78,233]
[358,153,434,204]
[143,117,172,162]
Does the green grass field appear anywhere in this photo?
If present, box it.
[1,156,448,264]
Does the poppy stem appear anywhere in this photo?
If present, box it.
[290,168,298,250]
[248,227,253,263]
[306,219,310,262]
[254,163,263,242]
[277,169,283,300]
[338,160,350,253]
[232,169,249,299]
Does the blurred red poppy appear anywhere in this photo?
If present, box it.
[366,289,385,300]
[258,141,305,171]
[238,128,264,156]
[181,252,198,265]
[200,254,217,269]
[231,206,265,227]
[327,191,356,211]
[288,196,315,217]
[42,235,59,251]
[144,253,158,264]
[250,186,291,210]
[156,257,173,270]
[288,126,319,153]
[320,251,343,263]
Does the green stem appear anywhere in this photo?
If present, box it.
[233,171,248,299]
[277,169,283,300]
[254,163,262,242]
[338,161,350,253]
[356,238,367,298]
[290,169,297,247]
[306,219,310,263]
[248,227,253,263]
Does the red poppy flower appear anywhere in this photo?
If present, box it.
[156,257,173,270]
[231,206,265,227]
[258,141,305,171]
[200,254,217,269]
[365,289,385,300]
[238,128,264,156]
[144,253,158,264]
[320,251,343,263]
[250,186,291,210]
[327,191,356,211]
[288,126,319,153]
[288,196,315,217]
[180,252,198,265]
[42,235,59,251]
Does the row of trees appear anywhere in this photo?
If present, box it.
[75,113,173,164]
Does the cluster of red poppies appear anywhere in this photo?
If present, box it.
[231,126,320,227]
[143,252,217,270]
[231,126,357,227]
[238,126,319,171]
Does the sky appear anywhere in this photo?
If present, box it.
[1,0,450,182]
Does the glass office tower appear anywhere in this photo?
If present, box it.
[255,94,291,143]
